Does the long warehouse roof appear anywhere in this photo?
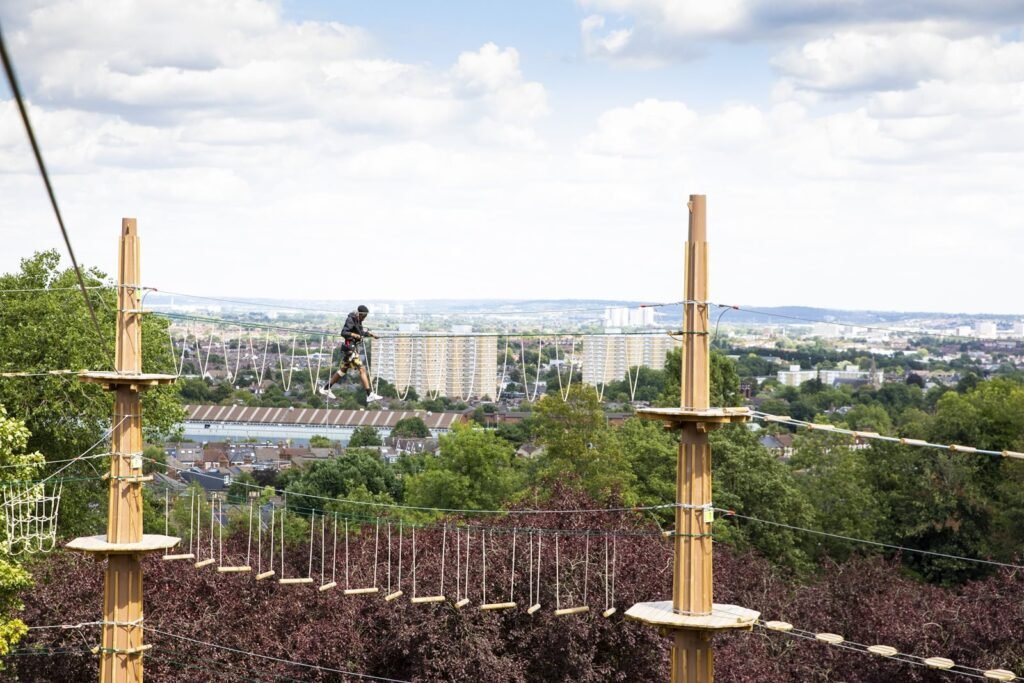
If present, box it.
[183,404,465,429]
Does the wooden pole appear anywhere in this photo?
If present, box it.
[99,218,146,683]
[626,195,756,681]
[68,220,177,680]
[670,195,714,683]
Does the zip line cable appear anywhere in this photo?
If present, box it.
[0,285,110,295]
[142,455,670,517]
[141,287,693,318]
[715,509,1024,571]
[156,311,684,340]
[751,411,1024,460]
[0,23,112,370]
[147,627,414,683]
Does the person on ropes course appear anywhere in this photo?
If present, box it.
[318,304,383,403]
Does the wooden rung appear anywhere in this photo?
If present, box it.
[554,606,589,616]
[255,570,276,581]
[983,669,1016,681]
[343,587,379,595]
[764,620,793,632]
[602,608,617,618]
[480,602,516,611]
[194,559,214,569]
[410,595,445,604]
[867,645,897,657]
[217,566,252,573]
[527,604,541,615]
[815,633,843,645]
[319,582,337,592]
[278,577,314,585]
[162,553,195,561]
[925,657,955,670]
[385,590,404,602]
[455,598,470,609]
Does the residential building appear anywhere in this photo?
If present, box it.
[777,365,817,387]
[975,321,997,338]
[582,334,679,386]
[374,332,498,400]
[777,363,883,388]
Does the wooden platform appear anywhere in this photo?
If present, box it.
[637,407,751,428]
[624,601,759,631]
[79,371,177,391]
[67,534,180,555]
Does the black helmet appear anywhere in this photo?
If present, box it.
[357,305,369,313]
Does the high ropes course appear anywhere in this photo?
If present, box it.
[2,22,1022,683]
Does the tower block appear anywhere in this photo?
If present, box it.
[625,196,758,682]
[67,219,179,683]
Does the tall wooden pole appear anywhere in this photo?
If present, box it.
[101,218,146,683]
[70,219,178,683]
[627,195,756,682]
[671,196,714,682]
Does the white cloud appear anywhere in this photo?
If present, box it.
[577,0,1024,66]
[774,33,1024,93]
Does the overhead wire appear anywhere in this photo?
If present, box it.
[147,626,415,683]
[751,411,1024,460]
[141,287,693,318]
[0,23,112,370]
[716,509,1024,572]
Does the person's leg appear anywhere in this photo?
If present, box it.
[358,366,371,392]
[324,370,343,389]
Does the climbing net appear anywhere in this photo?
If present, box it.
[2,482,63,554]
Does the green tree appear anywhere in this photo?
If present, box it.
[0,407,45,660]
[617,417,676,516]
[0,251,184,537]
[530,385,636,503]
[710,426,815,571]
[308,435,334,449]
[659,348,740,408]
[405,424,524,512]
[281,449,402,507]
[789,432,882,561]
[348,426,382,448]
[390,417,430,439]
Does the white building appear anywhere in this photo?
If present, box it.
[778,363,883,387]
[374,331,497,400]
[1014,321,1024,338]
[975,321,997,338]
[777,365,818,387]
[603,306,656,328]
[582,334,679,386]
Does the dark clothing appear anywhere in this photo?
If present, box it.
[341,311,367,342]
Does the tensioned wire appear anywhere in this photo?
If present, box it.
[156,311,685,339]
[148,460,1024,570]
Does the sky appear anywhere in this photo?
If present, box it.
[1,0,1023,314]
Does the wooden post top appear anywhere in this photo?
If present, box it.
[122,217,137,236]
[687,195,706,242]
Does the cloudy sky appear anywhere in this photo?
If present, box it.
[2,1,1022,313]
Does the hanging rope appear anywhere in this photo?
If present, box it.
[304,336,326,390]
[277,335,297,392]
[495,337,511,400]
[553,337,578,401]
[459,342,477,402]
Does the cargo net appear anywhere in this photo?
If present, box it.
[3,483,62,554]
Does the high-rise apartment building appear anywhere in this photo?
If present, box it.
[582,334,679,385]
[373,333,498,400]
